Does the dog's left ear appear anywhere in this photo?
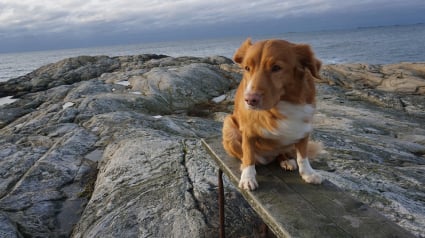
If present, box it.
[233,38,252,64]
[294,44,321,79]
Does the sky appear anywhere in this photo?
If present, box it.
[0,0,424,53]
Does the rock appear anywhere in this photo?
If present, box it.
[321,63,425,116]
[321,63,425,94]
[0,56,120,98]
[73,131,261,237]
[312,83,425,236]
[72,134,208,237]
[128,63,232,113]
[0,54,264,237]
[0,56,424,237]
[0,212,20,238]
[0,124,98,237]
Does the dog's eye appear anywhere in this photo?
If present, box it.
[271,65,281,72]
[244,66,251,72]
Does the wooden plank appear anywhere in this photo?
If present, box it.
[202,136,415,238]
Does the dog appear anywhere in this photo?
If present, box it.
[222,38,323,191]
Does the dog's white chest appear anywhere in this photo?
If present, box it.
[261,101,314,145]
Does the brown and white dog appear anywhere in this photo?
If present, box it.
[222,38,323,190]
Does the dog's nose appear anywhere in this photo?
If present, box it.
[244,93,262,107]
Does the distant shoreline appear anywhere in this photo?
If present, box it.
[1,24,425,82]
[1,23,424,55]
[355,22,424,29]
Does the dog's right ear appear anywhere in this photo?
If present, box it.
[233,38,252,64]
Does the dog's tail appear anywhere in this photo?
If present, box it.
[307,141,324,160]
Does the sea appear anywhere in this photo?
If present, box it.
[1,24,425,83]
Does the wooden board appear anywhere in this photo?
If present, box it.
[202,136,415,238]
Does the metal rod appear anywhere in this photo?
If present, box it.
[218,169,225,238]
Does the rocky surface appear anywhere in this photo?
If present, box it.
[321,63,425,115]
[0,56,424,237]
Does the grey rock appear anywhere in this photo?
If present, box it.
[321,63,425,116]
[0,56,121,97]
[313,84,425,236]
[321,63,425,94]
[72,128,262,237]
[72,135,204,237]
[0,124,98,237]
[73,134,210,237]
[128,63,232,113]
[1,54,262,237]
[0,212,21,238]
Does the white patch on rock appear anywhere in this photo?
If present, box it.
[0,96,18,106]
[62,102,75,109]
[116,81,130,86]
[212,94,226,103]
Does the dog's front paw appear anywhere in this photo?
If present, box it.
[301,172,323,184]
[239,165,258,190]
[280,159,297,171]
[298,158,323,184]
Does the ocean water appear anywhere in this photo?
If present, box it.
[1,24,424,82]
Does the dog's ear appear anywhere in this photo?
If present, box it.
[294,44,321,79]
[233,38,252,64]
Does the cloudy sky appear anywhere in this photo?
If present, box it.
[0,0,424,53]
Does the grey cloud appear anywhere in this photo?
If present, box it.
[1,0,422,32]
[0,0,424,52]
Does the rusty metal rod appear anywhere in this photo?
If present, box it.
[218,169,225,238]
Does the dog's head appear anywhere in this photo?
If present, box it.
[233,38,321,110]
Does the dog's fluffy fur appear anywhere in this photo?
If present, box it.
[222,38,323,190]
